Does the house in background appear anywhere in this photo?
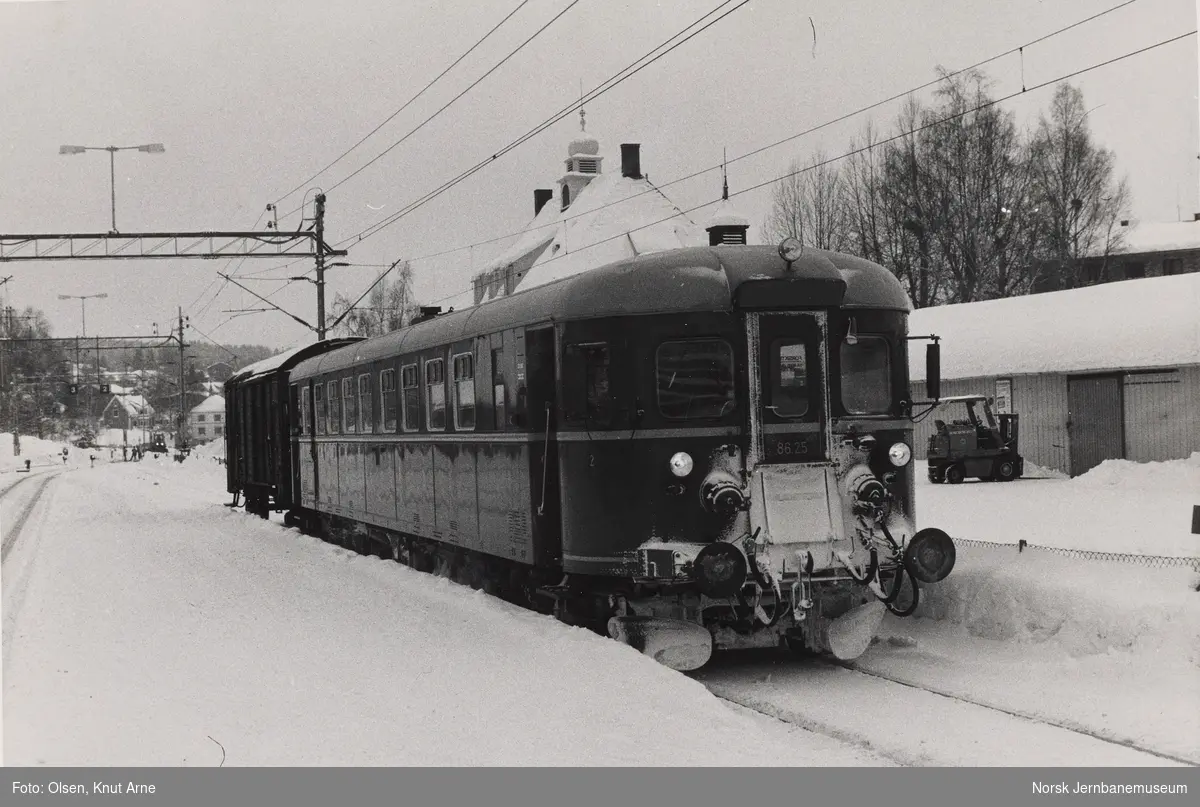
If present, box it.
[188,394,225,443]
[909,272,1200,476]
[99,394,153,433]
[1035,217,1200,292]
[470,126,745,304]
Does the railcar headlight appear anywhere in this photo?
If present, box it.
[778,236,804,263]
[672,451,700,475]
[668,452,694,477]
[888,442,912,467]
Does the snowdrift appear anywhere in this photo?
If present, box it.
[910,452,1200,663]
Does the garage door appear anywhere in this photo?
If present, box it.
[1067,374,1124,476]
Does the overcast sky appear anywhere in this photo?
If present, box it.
[1,0,1195,352]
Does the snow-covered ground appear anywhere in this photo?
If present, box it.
[2,447,1197,765]
[916,455,1200,557]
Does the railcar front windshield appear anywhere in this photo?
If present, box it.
[657,339,736,419]
[840,336,892,415]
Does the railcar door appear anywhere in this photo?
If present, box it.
[747,312,829,467]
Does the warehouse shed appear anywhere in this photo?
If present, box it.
[908,272,1200,476]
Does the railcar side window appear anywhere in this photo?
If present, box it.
[358,374,373,433]
[491,349,505,431]
[564,342,613,426]
[301,386,311,435]
[656,339,736,420]
[841,336,891,415]
[453,353,475,430]
[327,381,340,434]
[425,358,446,431]
[380,369,397,432]
[342,377,357,433]
[401,364,419,432]
[314,384,326,435]
[769,339,810,418]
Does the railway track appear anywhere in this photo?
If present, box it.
[831,660,1198,766]
[1,471,59,563]
[696,651,1195,767]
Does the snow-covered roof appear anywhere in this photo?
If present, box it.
[190,394,225,414]
[105,394,152,417]
[909,272,1200,380]
[1113,220,1200,255]
[706,198,749,228]
[474,162,703,299]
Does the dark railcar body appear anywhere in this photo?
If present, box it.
[271,244,954,669]
[224,339,360,514]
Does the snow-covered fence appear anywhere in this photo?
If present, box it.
[954,537,1200,572]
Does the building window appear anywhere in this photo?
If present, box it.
[315,384,326,435]
[358,373,373,433]
[1122,261,1145,279]
[561,184,571,210]
[197,414,206,422]
[214,414,222,423]
[327,381,340,434]
[342,377,357,433]
[198,426,206,436]
[1163,257,1183,276]
[425,358,446,431]
[453,353,475,430]
[215,426,223,436]
[401,364,419,432]
[380,368,397,432]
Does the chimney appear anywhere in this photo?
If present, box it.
[534,189,553,216]
[1193,212,1200,222]
[621,144,642,179]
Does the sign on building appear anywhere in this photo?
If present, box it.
[994,378,1012,414]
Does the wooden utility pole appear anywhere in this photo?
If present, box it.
[177,307,186,449]
[315,193,328,340]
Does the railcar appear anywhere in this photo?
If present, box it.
[224,339,360,517]
[232,239,957,671]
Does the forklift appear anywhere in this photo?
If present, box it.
[926,394,1023,483]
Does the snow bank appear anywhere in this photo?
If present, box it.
[914,550,1199,660]
[916,458,1199,557]
[190,439,225,459]
[1073,451,1200,492]
[0,432,73,472]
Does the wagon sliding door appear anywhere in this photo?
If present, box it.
[1067,374,1124,477]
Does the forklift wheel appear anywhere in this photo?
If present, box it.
[994,459,1018,482]
[945,465,965,484]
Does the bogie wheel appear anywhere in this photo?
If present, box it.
[945,464,965,484]
[994,459,1017,482]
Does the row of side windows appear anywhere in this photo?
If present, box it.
[298,351,480,436]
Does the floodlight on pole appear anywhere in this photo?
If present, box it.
[56,292,108,338]
[58,143,165,233]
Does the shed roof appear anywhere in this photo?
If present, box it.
[909,272,1200,380]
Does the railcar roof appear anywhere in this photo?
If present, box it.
[227,338,361,386]
[291,246,910,380]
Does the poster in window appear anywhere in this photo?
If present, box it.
[994,379,1012,414]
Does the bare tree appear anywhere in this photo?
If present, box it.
[1028,83,1130,289]
[329,261,418,338]
[764,151,849,251]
